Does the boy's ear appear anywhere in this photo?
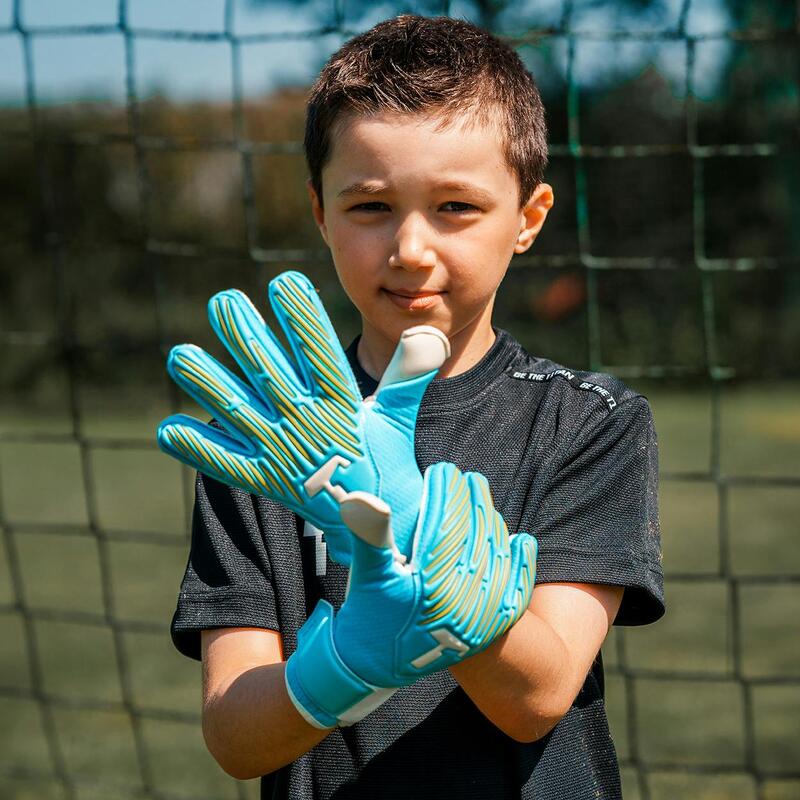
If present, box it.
[306,178,329,246]
[514,182,554,254]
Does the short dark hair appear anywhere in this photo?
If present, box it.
[304,15,548,209]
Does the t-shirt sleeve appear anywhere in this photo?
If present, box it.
[170,471,282,661]
[531,394,665,626]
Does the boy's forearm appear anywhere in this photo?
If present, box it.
[203,661,330,781]
[448,609,574,743]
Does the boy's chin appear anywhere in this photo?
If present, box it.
[365,312,450,345]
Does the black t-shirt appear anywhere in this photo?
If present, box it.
[171,327,665,800]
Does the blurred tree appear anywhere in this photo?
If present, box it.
[0,0,797,402]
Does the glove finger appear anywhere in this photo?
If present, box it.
[341,492,398,577]
[503,532,538,624]
[211,288,365,473]
[415,463,477,632]
[157,414,280,498]
[208,287,308,412]
[166,343,316,483]
[372,326,450,435]
[464,471,498,566]
[412,461,466,573]
[268,271,361,415]
[442,471,494,634]
[470,500,515,648]
[167,343,277,435]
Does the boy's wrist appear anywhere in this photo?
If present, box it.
[284,599,397,729]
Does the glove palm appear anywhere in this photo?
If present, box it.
[157,270,450,565]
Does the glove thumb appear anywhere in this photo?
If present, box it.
[340,492,404,578]
[371,326,450,433]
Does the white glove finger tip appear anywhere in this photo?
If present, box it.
[375,327,450,397]
[342,490,390,511]
[340,492,396,553]
[397,326,451,376]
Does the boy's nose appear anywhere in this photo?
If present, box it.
[389,214,437,272]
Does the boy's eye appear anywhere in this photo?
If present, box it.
[348,200,479,214]
[440,201,478,213]
[350,202,389,212]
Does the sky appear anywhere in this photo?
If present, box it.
[0,0,735,106]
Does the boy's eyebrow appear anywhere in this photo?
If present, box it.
[338,181,386,197]
[337,180,495,202]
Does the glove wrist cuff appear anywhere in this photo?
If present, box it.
[285,600,396,729]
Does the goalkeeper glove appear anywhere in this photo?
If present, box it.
[285,461,538,729]
[157,270,449,565]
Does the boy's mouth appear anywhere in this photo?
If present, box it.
[382,288,445,311]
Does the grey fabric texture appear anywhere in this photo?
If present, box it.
[170,326,664,800]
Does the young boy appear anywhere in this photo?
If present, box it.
[168,14,664,799]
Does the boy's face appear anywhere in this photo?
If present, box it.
[308,109,553,361]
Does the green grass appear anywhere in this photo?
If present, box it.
[0,383,798,799]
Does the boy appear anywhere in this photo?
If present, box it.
[167,14,664,799]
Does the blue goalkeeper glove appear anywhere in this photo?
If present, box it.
[285,460,538,729]
[156,270,449,565]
